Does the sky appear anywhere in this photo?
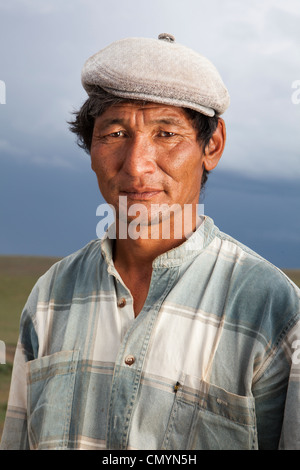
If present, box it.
[0,0,299,268]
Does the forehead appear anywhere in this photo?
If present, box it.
[96,101,194,128]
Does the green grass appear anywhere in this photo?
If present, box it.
[283,269,300,289]
[0,255,61,440]
[0,255,299,443]
[0,361,12,432]
[0,256,61,345]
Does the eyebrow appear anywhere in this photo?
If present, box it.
[96,117,186,129]
[96,118,124,128]
[151,118,185,127]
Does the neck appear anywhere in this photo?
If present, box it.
[113,206,202,270]
[114,236,183,271]
[111,207,202,317]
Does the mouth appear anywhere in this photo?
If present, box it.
[120,188,163,201]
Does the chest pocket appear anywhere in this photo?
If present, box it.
[26,350,79,450]
[162,376,257,450]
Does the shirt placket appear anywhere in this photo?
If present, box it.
[106,265,179,450]
[114,277,135,342]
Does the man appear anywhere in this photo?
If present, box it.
[1,34,300,450]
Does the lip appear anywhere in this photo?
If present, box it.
[120,188,163,200]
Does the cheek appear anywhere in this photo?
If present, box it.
[91,159,104,177]
[91,150,112,178]
[90,155,111,197]
[164,143,203,180]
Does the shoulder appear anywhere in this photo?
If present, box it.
[50,238,103,274]
[211,224,298,291]
[27,239,104,305]
[213,226,300,337]
[18,239,104,359]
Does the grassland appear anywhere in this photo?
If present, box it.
[0,255,299,443]
[0,255,61,440]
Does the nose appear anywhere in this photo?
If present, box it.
[122,134,157,176]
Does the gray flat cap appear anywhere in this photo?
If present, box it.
[81,33,230,117]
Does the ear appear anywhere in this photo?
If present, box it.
[203,118,226,171]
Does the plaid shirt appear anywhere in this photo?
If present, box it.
[1,216,300,450]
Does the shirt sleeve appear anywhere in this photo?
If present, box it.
[0,299,38,450]
[278,319,300,449]
[0,338,30,449]
[253,316,300,450]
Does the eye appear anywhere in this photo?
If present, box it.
[158,131,176,138]
[108,130,126,138]
[100,130,127,142]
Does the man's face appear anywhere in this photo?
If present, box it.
[90,102,208,225]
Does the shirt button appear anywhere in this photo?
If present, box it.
[125,355,135,366]
[117,298,126,308]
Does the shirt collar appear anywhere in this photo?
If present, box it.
[100,215,217,269]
